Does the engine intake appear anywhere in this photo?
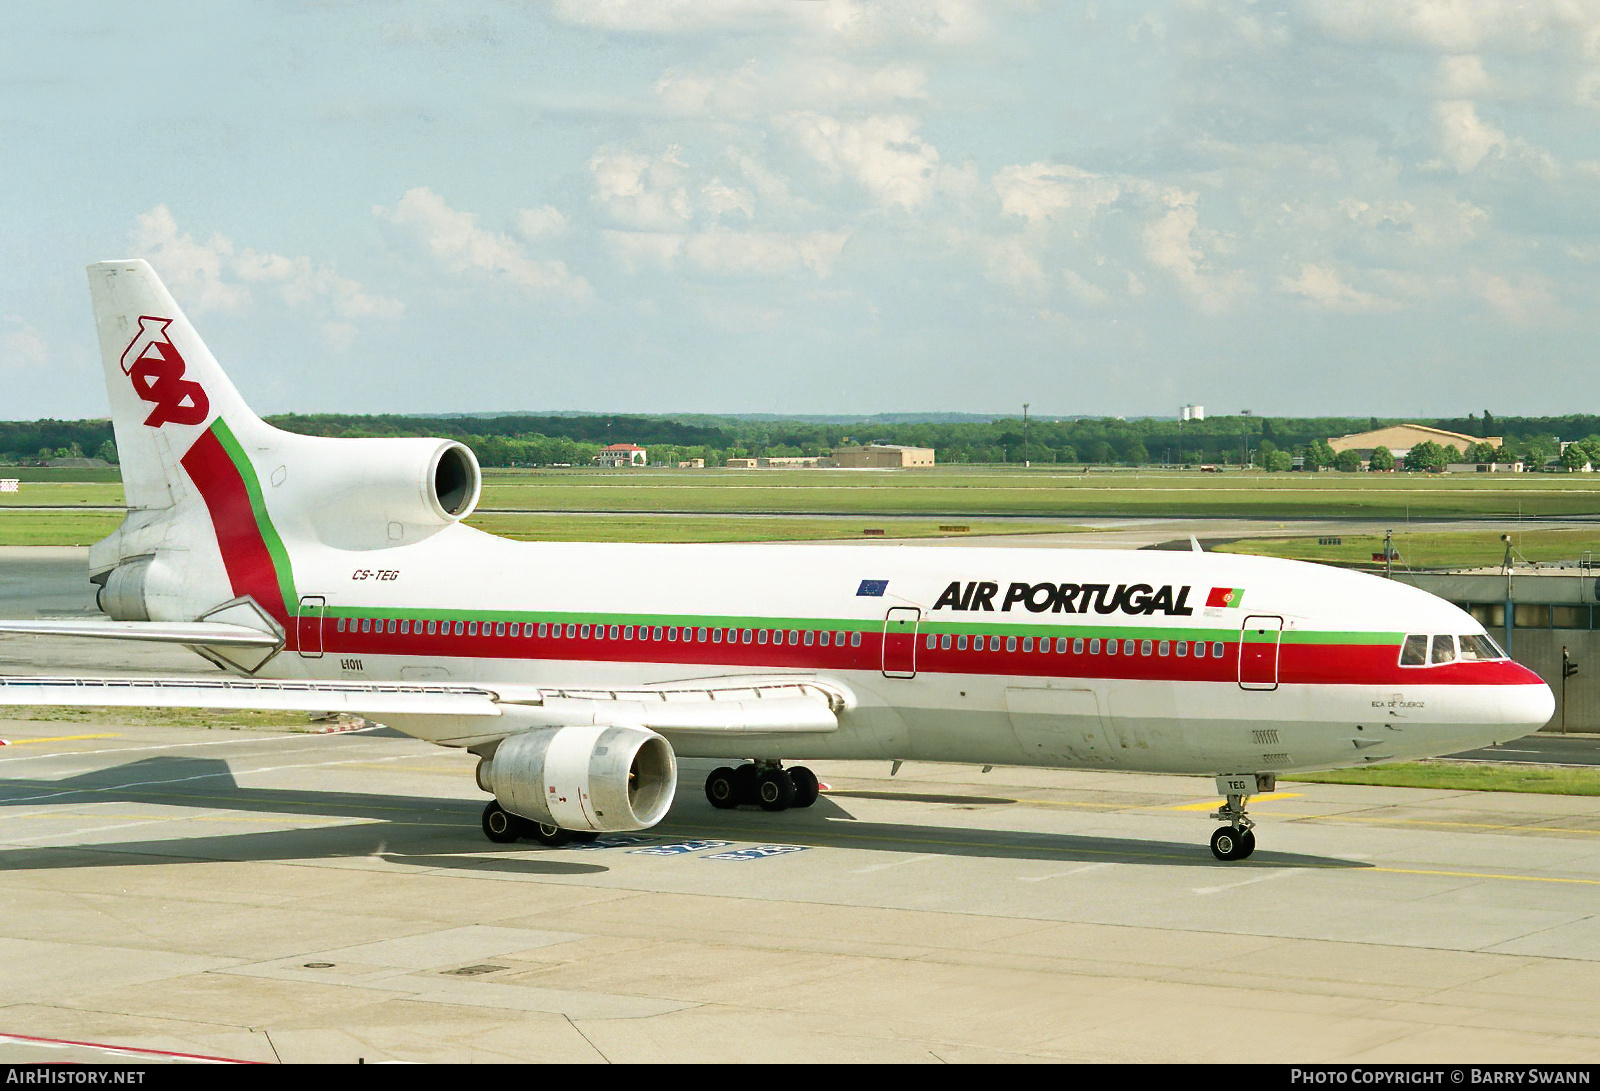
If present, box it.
[279,436,482,549]
[481,725,676,832]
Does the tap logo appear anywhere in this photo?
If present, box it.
[119,316,210,428]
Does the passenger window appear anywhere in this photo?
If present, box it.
[537,623,547,638]
[1211,641,1224,658]
[925,634,936,650]
[1158,641,1169,656]
[337,618,347,632]
[988,635,1000,651]
[1090,638,1101,654]
[743,629,754,643]
[1400,634,1428,666]
[711,628,722,643]
[805,630,816,646]
[819,631,830,646]
[699,627,709,641]
[1176,640,1186,657]
[1141,640,1153,656]
[667,626,678,641]
[653,626,664,640]
[1123,640,1136,655]
[956,634,967,650]
[578,624,589,638]
[1430,635,1457,664]
[623,626,633,639]
[1106,639,1117,655]
[563,624,573,638]
[1006,636,1018,652]
[941,634,951,650]
[1073,638,1084,654]
[1022,636,1033,652]
[851,632,862,647]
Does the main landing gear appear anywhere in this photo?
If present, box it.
[480,800,598,847]
[1209,773,1272,861]
[704,761,820,813]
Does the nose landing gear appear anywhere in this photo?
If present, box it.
[705,761,820,812]
[1209,773,1271,861]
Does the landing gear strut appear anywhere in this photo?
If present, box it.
[704,761,820,812]
[1209,773,1270,861]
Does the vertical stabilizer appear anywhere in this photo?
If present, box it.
[88,260,266,512]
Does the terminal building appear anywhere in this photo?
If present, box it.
[1328,424,1499,462]
[827,444,936,468]
[594,443,647,467]
[1397,565,1598,731]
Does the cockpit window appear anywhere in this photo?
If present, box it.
[1430,634,1457,664]
[1400,634,1428,666]
[1460,634,1506,661]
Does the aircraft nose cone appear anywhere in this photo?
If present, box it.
[1501,673,1556,733]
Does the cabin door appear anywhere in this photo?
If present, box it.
[882,607,920,679]
[1238,615,1283,691]
[297,596,326,659]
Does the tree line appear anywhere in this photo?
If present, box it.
[3,409,1599,470]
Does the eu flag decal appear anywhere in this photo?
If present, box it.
[857,579,889,597]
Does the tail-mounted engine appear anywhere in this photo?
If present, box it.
[477,725,677,832]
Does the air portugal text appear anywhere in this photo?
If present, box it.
[933,580,1197,617]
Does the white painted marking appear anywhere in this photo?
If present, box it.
[1192,868,1298,896]
[1019,862,1110,882]
[852,854,942,874]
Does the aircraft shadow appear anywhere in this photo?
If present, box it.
[0,755,1365,872]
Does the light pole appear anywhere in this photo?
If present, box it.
[1022,403,1030,468]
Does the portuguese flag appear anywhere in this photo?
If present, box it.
[1207,586,1244,608]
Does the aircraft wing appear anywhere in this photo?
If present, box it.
[0,620,282,648]
[0,674,851,735]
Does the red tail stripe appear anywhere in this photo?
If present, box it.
[180,427,289,629]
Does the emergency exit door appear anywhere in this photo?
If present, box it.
[882,607,920,679]
[297,596,326,659]
[1238,614,1283,690]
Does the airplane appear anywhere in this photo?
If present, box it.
[0,260,1555,861]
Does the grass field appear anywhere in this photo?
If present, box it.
[467,512,1086,544]
[474,467,1600,519]
[1285,760,1600,795]
[8,467,1600,519]
[0,511,124,546]
[1215,528,1600,570]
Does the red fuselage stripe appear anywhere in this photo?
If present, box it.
[180,427,290,628]
[316,624,1537,687]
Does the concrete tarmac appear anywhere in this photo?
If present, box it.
[2,721,1600,1063]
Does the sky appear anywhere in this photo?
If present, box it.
[5,0,1600,421]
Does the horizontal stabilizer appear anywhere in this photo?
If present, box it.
[0,676,501,717]
[0,619,282,648]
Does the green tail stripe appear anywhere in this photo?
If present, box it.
[211,418,299,609]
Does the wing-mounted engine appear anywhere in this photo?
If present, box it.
[477,725,677,833]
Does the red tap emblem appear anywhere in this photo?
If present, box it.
[119,316,210,428]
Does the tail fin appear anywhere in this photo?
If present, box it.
[88,260,267,512]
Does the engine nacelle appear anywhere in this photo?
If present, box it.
[481,725,677,832]
[276,436,481,549]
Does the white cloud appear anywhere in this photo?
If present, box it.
[376,187,590,301]
[1280,264,1394,311]
[133,206,251,314]
[133,206,402,336]
[515,205,569,238]
[994,163,1122,226]
[1433,99,1507,171]
[654,57,926,117]
[590,148,694,229]
[701,177,756,219]
[0,316,49,372]
[1142,189,1245,309]
[781,112,941,210]
[603,228,848,277]
[1475,271,1557,323]
[553,0,987,44]
[1303,1,1600,55]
